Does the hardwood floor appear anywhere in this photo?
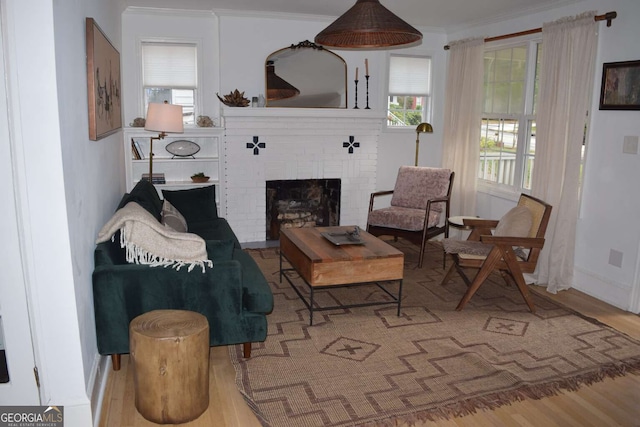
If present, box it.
[99,287,640,427]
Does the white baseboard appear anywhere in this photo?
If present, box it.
[89,355,111,427]
[49,401,92,427]
[573,266,633,311]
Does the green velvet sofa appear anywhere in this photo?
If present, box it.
[92,179,273,370]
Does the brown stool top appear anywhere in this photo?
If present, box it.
[130,309,208,340]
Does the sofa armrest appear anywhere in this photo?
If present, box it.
[368,190,394,213]
[232,249,274,314]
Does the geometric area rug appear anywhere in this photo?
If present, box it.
[230,239,640,427]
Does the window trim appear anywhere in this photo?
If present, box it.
[478,37,541,193]
[136,37,203,125]
[386,54,433,129]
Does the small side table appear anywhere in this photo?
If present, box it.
[446,216,479,234]
[443,216,479,268]
[130,310,210,424]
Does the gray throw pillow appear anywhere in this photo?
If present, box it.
[161,200,188,233]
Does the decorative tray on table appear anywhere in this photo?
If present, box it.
[320,227,365,245]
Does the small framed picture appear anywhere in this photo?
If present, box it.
[599,60,640,110]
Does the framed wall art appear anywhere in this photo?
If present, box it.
[599,60,640,110]
[86,17,122,140]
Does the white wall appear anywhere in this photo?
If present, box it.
[578,0,640,311]
[448,0,640,311]
[7,0,126,422]
[4,0,122,423]
[376,30,448,192]
[217,12,389,118]
[122,8,221,126]
[51,0,125,422]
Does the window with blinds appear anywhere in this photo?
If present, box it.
[479,41,540,191]
[142,42,197,125]
[387,55,431,128]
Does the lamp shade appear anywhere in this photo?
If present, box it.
[315,0,422,49]
[266,62,300,101]
[416,122,433,134]
[145,102,184,134]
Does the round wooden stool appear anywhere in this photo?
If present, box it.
[129,310,210,424]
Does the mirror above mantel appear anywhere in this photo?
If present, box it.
[265,40,347,108]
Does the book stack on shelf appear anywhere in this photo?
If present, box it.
[141,173,166,184]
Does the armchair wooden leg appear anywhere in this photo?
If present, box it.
[111,354,121,371]
[440,264,457,286]
[501,247,536,313]
[243,342,251,358]
[456,247,502,311]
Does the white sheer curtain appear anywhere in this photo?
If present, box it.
[530,11,598,293]
[442,38,485,217]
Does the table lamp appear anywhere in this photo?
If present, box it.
[414,122,433,166]
[144,101,184,181]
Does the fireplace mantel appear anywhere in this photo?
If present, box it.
[222,108,384,243]
[221,107,385,120]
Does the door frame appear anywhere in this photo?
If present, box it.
[0,0,41,404]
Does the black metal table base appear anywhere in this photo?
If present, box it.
[280,252,403,325]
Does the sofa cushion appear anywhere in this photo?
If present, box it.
[390,166,451,212]
[162,185,218,228]
[117,179,163,221]
[206,239,235,261]
[190,218,241,249]
[367,206,441,231]
[161,200,188,232]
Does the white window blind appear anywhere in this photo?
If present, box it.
[142,43,197,88]
[389,56,431,95]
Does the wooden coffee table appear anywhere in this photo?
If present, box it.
[279,226,404,325]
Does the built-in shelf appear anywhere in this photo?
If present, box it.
[123,127,225,212]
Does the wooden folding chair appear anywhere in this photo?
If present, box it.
[440,194,552,313]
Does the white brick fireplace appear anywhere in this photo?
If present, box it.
[221,108,385,243]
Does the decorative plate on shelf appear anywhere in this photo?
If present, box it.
[165,140,200,158]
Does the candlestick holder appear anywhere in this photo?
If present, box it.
[365,75,370,109]
[354,79,359,109]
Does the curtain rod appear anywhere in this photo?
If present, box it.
[443,11,617,50]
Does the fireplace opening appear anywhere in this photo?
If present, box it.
[266,179,341,240]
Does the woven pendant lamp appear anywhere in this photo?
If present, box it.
[266,61,300,101]
[315,0,422,48]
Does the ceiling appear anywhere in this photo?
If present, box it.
[122,0,584,31]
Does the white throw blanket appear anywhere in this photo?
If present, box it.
[96,202,213,272]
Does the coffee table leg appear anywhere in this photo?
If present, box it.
[397,279,403,317]
[279,251,283,283]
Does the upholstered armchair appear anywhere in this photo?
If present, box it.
[367,166,454,268]
[440,194,552,313]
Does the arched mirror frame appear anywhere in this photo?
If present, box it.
[265,40,347,108]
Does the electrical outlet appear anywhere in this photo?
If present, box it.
[623,136,638,154]
[608,249,623,268]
